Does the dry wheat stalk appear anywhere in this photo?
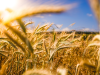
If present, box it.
[89,0,100,30]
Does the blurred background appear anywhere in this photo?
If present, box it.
[0,0,98,32]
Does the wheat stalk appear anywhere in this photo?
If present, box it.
[89,0,100,31]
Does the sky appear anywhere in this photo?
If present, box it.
[0,0,99,32]
[23,0,98,31]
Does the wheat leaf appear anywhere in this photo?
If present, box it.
[0,52,7,57]
[4,31,26,53]
[5,24,33,53]
[49,46,75,62]
[17,19,26,33]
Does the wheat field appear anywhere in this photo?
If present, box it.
[0,0,100,75]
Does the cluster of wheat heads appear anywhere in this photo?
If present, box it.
[0,2,82,75]
[0,21,96,75]
[0,1,99,75]
[74,0,100,75]
[0,21,82,75]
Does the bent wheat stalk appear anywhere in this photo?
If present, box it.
[89,0,100,31]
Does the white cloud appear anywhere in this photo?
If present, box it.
[81,28,90,31]
[87,13,92,17]
[55,29,60,31]
[48,14,52,16]
[35,14,44,18]
[62,27,70,31]
[65,3,78,10]
[80,28,95,31]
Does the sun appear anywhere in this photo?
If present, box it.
[0,0,18,11]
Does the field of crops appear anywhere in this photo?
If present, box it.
[0,0,100,75]
[0,23,99,75]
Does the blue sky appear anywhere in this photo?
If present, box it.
[22,0,98,31]
[0,0,98,31]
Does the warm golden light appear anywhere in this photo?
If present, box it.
[0,0,17,11]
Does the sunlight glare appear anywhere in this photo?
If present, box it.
[0,0,18,11]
